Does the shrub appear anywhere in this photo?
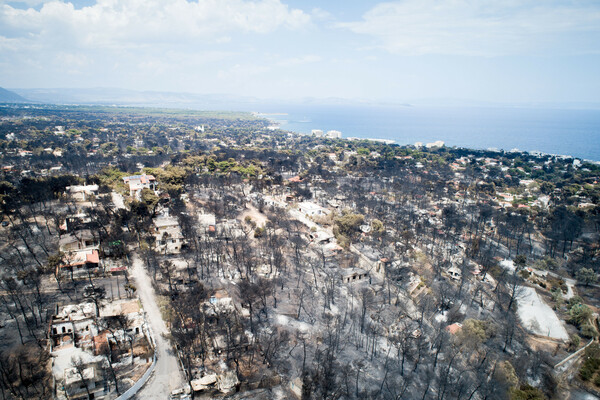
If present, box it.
[510,384,546,400]
[334,211,364,237]
[569,303,592,327]
[581,324,599,339]
[585,343,600,359]
[254,227,265,238]
[579,358,600,381]
[459,319,494,344]
[568,296,583,308]
[568,334,581,351]
[495,361,518,388]
[551,288,564,308]
[579,344,600,382]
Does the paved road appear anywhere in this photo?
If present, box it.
[130,253,185,399]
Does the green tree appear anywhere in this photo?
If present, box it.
[495,360,518,388]
[569,303,592,327]
[140,188,159,215]
[576,267,598,287]
[513,254,527,269]
[371,219,385,236]
[334,211,364,237]
[458,318,493,345]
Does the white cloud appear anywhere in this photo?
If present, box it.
[57,51,90,68]
[0,0,312,91]
[217,63,271,80]
[0,0,51,6]
[276,54,320,67]
[0,0,310,50]
[311,7,331,20]
[338,0,600,56]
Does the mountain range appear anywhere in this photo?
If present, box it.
[0,87,29,103]
[4,87,600,111]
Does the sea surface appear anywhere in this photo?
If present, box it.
[257,104,600,162]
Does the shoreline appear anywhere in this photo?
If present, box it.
[256,108,600,163]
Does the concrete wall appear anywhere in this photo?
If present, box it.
[114,354,156,400]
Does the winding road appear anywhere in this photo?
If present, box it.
[130,253,185,399]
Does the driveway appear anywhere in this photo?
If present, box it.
[130,253,186,399]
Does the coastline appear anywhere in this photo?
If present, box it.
[255,105,600,162]
[347,137,395,144]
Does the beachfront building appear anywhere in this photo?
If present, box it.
[326,130,342,139]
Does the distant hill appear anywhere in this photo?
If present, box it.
[10,88,387,111]
[12,87,264,110]
[0,87,29,103]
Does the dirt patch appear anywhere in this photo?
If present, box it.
[526,335,564,355]
[120,299,141,314]
[239,204,268,228]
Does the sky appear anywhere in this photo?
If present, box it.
[1,0,600,104]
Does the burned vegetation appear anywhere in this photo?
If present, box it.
[0,104,599,399]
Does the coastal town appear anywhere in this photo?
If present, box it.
[0,103,599,400]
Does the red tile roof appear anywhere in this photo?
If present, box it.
[445,323,463,335]
[86,250,100,264]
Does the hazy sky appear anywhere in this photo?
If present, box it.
[1,0,600,104]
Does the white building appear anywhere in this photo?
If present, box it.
[59,229,99,253]
[312,129,323,137]
[426,140,445,149]
[65,184,99,202]
[63,363,108,400]
[198,212,217,234]
[447,266,462,280]
[153,214,184,254]
[326,130,342,139]
[298,201,331,217]
[123,174,156,199]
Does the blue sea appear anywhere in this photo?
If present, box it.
[257,104,600,162]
